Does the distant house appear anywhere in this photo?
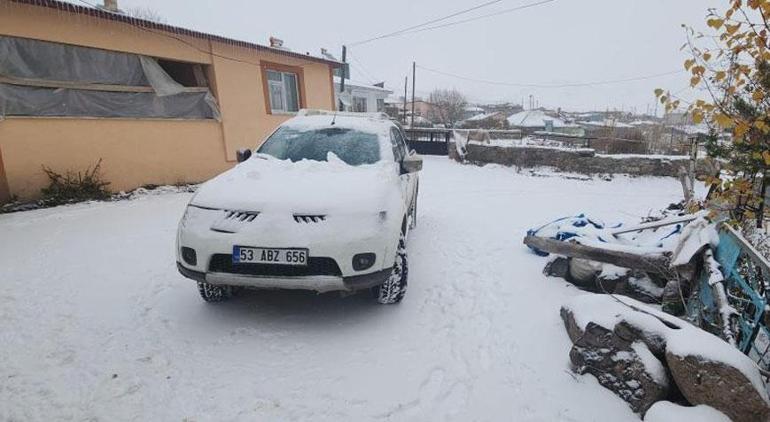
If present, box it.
[333,77,392,113]
[577,120,643,140]
[507,110,584,136]
[404,100,435,119]
[461,111,509,129]
[463,105,485,120]
[484,102,524,116]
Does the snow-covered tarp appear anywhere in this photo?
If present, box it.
[526,211,719,267]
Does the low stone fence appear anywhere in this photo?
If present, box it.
[589,137,648,155]
[451,142,712,177]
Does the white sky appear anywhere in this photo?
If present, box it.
[93,0,721,113]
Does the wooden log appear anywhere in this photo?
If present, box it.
[610,214,697,236]
[523,235,671,274]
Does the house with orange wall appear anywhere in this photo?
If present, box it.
[0,0,341,203]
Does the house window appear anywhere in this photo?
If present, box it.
[353,96,367,112]
[376,98,385,112]
[266,69,299,113]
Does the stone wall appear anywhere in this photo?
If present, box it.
[589,138,647,154]
[455,142,712,177]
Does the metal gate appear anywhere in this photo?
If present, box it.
[404,128,450,156]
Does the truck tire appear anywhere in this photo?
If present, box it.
[197,281,233,302]
[374,232,408,304]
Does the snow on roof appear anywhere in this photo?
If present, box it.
[464,105,485,112]
[333,76,392,93]
[681,124,710,135]
[507,110,570,128]
[578,120,635,128]
[629,120,659,126]
[466,112,500,122]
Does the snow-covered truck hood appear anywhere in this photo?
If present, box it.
[190,155,399,214]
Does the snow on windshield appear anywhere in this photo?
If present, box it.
[258,126,380,166]
[269,115,394,164]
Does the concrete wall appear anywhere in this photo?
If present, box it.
[456,142,711,178]
[0,0,336,201]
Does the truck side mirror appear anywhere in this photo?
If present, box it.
[236,149,252,163]
[400,154,423,174]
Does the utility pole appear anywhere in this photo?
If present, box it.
[411,61,416,128]
[403,76,408,125]
[338,45,347,112]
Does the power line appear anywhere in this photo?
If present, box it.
[348,0,508,47]
[416,64,685,88]
[347,53,379,84]
[387,0,557,38]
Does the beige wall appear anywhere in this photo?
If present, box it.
[0,147,9,203]
[0,119,231,199]
[0,0,336,202]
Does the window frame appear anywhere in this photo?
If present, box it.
[390,127,408,163]
[352,96,367,112]
[260,61,305,115]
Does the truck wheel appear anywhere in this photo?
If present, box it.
[197,281,233,302]
[374,232,408,304]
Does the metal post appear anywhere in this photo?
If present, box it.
[411,62,416,128]
[338,45,347,112]
[403,76,408,124]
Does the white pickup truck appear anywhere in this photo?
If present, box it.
[176,110,422,304]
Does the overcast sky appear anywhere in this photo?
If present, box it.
[104,0,722,114]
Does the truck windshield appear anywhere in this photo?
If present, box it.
[257,126,380,166]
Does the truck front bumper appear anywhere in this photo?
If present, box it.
[177,262,391,293]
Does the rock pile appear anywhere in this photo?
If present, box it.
[561,294,770,421]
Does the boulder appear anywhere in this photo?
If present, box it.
[613,319,667,360]
[661,278,689,315]
[614,275,664,304]
[594,264,630,293]
[544,256,570,279]
[666,351,770,422]
[560,306,584,344]
[570,322,670,413]
[643,401,731,422]
[568,258,602,290]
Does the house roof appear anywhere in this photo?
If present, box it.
[333,76,392,93]
[578,120,635,128]
[466,112,502,122]
[8,0,342,67]
[507,110,571,128]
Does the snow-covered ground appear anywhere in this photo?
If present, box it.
[0,157,697,421]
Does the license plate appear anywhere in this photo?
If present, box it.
[232,246,308,266]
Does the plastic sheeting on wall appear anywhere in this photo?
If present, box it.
[0,36,149,85]
[0,84,218,119]
[0,35,220,119]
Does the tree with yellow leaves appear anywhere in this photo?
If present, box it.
[659,0,770,227]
